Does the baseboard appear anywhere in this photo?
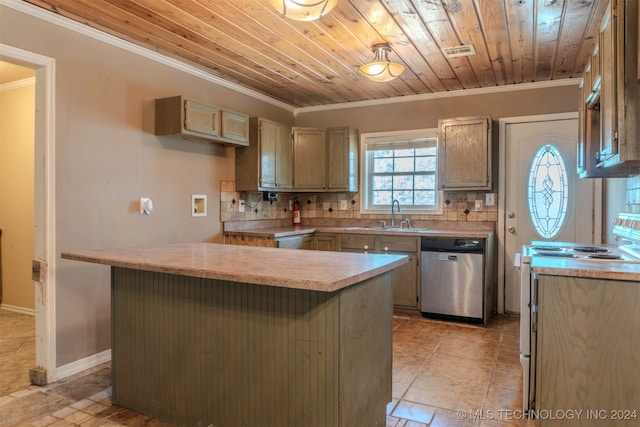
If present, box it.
[0,304,36,316]
[56,349,111,380]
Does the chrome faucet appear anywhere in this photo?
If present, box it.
[391,199,400,227]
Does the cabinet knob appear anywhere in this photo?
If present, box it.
[364,245,369,250]
[384,246,389,251]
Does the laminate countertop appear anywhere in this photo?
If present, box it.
[531,256,640,281]
[225,225,493,239]
[61,242,408,292]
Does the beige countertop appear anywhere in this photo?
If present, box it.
[61,242,408,292]
[531,257,640,281]
[225,225,493,239]
[224,226,317,238]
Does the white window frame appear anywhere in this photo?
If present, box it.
[360,128,443,215]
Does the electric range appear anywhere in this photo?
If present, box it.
[517,212,640,416]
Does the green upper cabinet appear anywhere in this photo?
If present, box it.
[598,0,640,170]
[293,126,359,192]
[327,127,359,192]
[235,118,292,192]
[293,127,327,191]
[438,116,492,191]
[154,95,249,147]
[577,2,637,177]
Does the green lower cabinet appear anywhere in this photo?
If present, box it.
[389,253,418,308]
[339,234,420,309]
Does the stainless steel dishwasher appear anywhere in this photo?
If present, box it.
[420,237,485,324]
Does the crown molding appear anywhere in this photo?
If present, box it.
[293,79,579,115]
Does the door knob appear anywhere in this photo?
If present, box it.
[508,212,516,219]
[507,226,516,233]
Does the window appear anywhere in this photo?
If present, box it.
[360,129,441,214]
[527,144,570,238]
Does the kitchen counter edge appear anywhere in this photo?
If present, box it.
[224,226,493,239]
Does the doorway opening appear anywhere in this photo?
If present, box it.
[0,44,57,386]
[497,113,601,314]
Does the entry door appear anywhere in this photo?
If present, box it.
[503,116,595,313]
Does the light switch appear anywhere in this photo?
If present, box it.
[485,193,495,206]
[474,200,483,211]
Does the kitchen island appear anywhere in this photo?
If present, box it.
[61,243,407,427]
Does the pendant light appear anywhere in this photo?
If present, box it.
[359,43,405,82]
[269,0,337,21]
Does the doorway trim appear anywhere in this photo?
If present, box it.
[1,43,57,382]
[497,112,602,314]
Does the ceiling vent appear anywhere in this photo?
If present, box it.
[441,44,476,58]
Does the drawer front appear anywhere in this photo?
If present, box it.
[340,234,376,251]
[378,236,419,252]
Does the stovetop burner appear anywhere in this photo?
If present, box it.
[532,245,564,251]
[573,246,611,253]
[535,250,577,258]
[586,253,622,260]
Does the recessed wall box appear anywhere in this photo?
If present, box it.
[192,195,207,217]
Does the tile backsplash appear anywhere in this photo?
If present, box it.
[220,181,497,224]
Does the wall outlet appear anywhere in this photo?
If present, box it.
[474,200,483,211]
[239,199,245,213]
[486,193,495,206]
[339,200,347,210]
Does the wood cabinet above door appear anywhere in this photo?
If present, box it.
[154,95,249,147]
[577,0,640,176]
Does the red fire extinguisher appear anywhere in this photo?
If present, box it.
[292,198,301,226]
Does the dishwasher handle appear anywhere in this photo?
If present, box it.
[439,254,458,261]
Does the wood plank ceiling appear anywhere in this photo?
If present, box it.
[22,0,607,108]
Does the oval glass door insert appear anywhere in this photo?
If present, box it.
[527,144,569,239]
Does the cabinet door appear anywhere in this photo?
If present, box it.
[438,116,492,190]
[599,3,617,163]
[184,99,220,137]
[220,110,249,146]
[313,234,337,251]
[275,123,293,190]
[259,120,279,189]
[326,127,358,192]
[293,128,326,190]
[390,253,418,308]
[536,275,640,425]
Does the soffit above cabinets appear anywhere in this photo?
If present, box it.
[21,0,607,108]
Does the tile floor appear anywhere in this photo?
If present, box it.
[0,309,36,396]
[0,310,533,427]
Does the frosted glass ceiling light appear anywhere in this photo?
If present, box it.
[270,0,337,21]
[359,43,405,82]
